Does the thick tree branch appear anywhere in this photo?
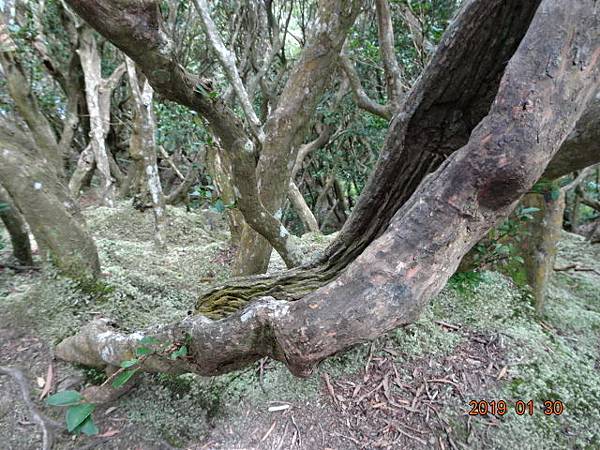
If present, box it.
[56,0,600,378]
[0,17,63,175]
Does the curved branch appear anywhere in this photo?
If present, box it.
[339,54,393,120]
[56,0,600,378]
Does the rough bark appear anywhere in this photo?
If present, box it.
[56,0,600,377]
[0,185,33,266]
[323,0,544,269]
[543,93,600,179]
[0,124,100,280]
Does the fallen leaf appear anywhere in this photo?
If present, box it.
[39,364,53,400]
[36,376,45,388]
[497,366,508,380]
[97,428,120,438]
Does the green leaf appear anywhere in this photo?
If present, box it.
[112,369,137,388]
[170,345,188,360]
[135,347,153,357]
[66,403,95,432]
[120,358,139,368]
[139,336,160,346]
[74,415,99,436]
[46,390,83,406]
[550,189,560,201]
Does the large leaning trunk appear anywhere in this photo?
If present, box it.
[0,123,100,280]
[56,0,600,377]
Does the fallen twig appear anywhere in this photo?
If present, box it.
[554,264,600,276]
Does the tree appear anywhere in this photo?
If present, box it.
[56,0,600,377]
[0,120,100,280]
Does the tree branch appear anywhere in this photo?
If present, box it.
[55,0,600,379]
[339,53,393,120]
[192,0,264,142]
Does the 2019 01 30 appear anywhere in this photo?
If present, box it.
[468,399,565,416]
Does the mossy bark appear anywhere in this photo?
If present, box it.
[521,190,566,313]
[0,125,100,280]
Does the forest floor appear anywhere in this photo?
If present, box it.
[0,202,599,450]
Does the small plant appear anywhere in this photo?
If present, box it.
[46,335,190,435]
[46,390,98,436]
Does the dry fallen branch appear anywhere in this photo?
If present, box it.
[554,264,600,276]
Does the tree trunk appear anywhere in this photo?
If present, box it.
[232,0,361,275]
[288,181,319,234]
[206,145,246,246]
[0,185,33,266]
[125,58,166,248]
[68,145,95,198]
[78,27,125,207]
[55,0,600,377]
[520,190,566,314]
[0,125,100,280]
[0,19,63,177]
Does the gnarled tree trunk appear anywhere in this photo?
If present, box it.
[0,123,100,280]
[56,0,600,378]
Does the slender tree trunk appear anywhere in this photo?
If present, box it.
[206,145,245,246]
[68,145,95,198]
[0,185,33,266]
[520,190,566,313]
[288,181,319,233]
[125,58,166,248]
[78,27,125,207]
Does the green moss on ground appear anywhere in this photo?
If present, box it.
[1,205,599,449]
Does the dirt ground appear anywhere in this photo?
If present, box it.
[1,203,599,449]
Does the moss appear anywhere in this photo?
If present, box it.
[2,202,600,449]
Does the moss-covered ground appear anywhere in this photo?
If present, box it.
[0,203,598,449]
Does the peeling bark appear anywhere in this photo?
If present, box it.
[56,0,600,377]
[125,58,166,249]
[77,27,126,206]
